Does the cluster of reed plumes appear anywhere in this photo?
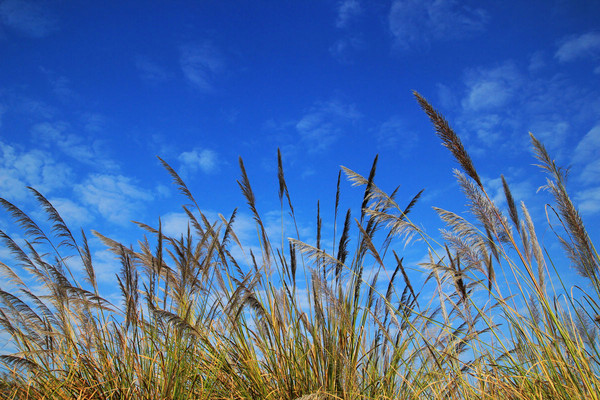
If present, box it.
[0,93,598,399]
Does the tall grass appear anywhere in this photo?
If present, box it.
[0,93,598,399]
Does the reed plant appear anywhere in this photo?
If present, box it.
[0,93,598,399]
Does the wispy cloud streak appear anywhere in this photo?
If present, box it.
[388,0,487,49]
[295,100,360,152]
[0,0,58,38]
[0,140,72,201]
[75,174,153,225]
[335,0,361,28]
[555,32,600,62]
[179,41,223,92]
[178,148,219,177]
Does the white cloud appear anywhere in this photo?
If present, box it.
[528,118,570,150]
[388,0,487,48]
[579,160,600,185]
[0,168,29,200]
[31,121,118,170]
[222,209,312,269]
[436,83,458,110]
[462,62,522,112]
[229,211,257,241]
[45,197,92,227]
[465,81,511,111]
[574,124,600,163]
[295,100,360,152]
[161,212,193,238]
[179,42,223,92]
[91,248,122,285]
[572,125,600,185]
[451,60,598,154]
[470,114,503,145]
[178,148,219,177]
[555,32,600,63]
[485,175,533,208]
[74,174,153,225]
[0,0,58,38]
[0,140,72,201]
[575,187,600,215]
[154,184,171,199]
[159,209,236,240]
[376,116,417,150]
[335,0,361,28]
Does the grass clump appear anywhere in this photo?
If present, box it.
[0,93,598,399]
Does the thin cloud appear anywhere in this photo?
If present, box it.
[388,0,488,49]
[529,118,571,151]
[0,0,58,38]
[455,62,523,147]
[452,59,598,153]
[74,174,153,226]
[0,140,72,201]
[329,36,364,62]
[436,83,459,109]
[31,120,118,171]
[39,68,77,101]
[161,212,193,238]
[50,75,75,100]
[573,124,600,184]
[160,210,222,238]
[331,1,364,63]
[15,96,55,120]
[376,116,417,151]
[573,124,600,162]
[45,197,92,227]
[335,0,361,29]
[579,160,600,186]
[575,187,600,215]
[81,112,106,134]
[91,248,124,285]
[485,175,533,208]
[154,183,171,199]
[462,62,522,112]
[179,41,223,92]
[178,148,219,177]
[528,51,546,73]
[555,32,600,63]
[135,55,170,84]
[295,100,360,152]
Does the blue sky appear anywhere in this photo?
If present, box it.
[0,1,599,338]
